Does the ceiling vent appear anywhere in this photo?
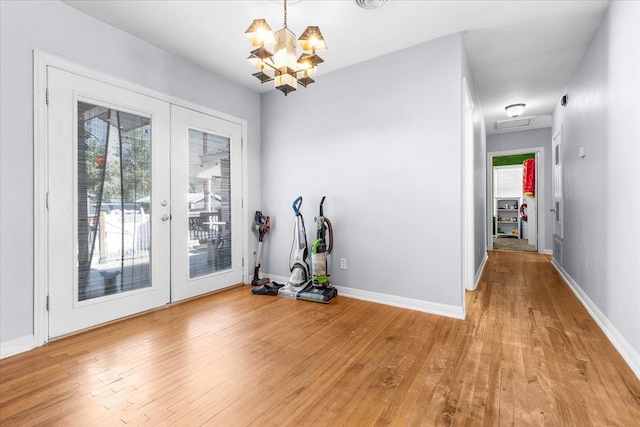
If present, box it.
[355,0,388,9]
[495,116,535,131]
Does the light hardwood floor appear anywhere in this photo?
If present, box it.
[1,251,639,425]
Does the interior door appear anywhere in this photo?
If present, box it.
[170,105,244,301]
[47,67,171,338]
[552,128,563,238]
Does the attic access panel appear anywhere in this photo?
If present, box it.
[495,116,535,130]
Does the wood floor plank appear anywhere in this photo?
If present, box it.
[1,251,639,425]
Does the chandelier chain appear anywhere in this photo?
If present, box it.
[283,0,288,28]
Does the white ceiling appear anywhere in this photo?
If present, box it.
[63,0,609,135]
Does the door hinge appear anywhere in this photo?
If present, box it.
[242,198,244,209]
[46,192,49,209]
[45,88,49,105]
[46,295,50,311]
[242,257,245,268]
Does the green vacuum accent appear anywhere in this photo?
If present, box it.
[311,238,329,285]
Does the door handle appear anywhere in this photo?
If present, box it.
[161,214,170,222]
[550,208,556,212]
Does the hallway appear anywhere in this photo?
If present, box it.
[470,251,640,424]
[1,251,639,425]
[492,237,537,252]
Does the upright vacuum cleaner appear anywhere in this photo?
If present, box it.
[311,196,333,288]
[298,196,338,303]
[274,196,311,299]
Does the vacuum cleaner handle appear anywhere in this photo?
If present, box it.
[325,217,333,254]
[319,196,326,217]
[292,196,303,216]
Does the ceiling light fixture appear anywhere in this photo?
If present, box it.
[505,103,526,118]
[245,0,327,96]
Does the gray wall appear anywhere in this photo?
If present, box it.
[0,1,261,344]
[487,128,553,252]
[260,33,483,309]
[552,1,640,358]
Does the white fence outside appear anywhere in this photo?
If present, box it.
[96,211,150,262]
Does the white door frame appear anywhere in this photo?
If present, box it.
[462,78,475,300]
[33,51,248,346]
[486,146,546,253]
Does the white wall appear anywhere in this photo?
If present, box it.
[552,0,640,372]
[462,42,488,275]
[259,33,479,312]
[0,1,261,347]
[487,128,553,251]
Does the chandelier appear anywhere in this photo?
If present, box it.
[245,0,327,95]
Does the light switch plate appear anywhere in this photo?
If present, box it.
[578,146,587,158]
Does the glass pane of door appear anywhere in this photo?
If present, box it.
[77,102,152,300]
[187,129,232,278]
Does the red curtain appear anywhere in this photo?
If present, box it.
[523,158,535,197]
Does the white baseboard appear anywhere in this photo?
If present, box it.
[543,249,553,255]
[551,260,640,379]
[263,273,465,319]
[471,252,489,291]
[1,334,34,359]
[335,285,465,319]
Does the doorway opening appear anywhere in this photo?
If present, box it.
[487,147,545,253]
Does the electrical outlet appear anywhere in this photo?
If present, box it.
[340,258,347,270]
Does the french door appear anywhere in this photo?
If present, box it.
[47,67,171,337]
[46,67,244,338]
[170,106,243,301]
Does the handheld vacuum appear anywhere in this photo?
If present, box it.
[251,210,271,287]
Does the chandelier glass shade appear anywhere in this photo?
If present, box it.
[245,0,327,95]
